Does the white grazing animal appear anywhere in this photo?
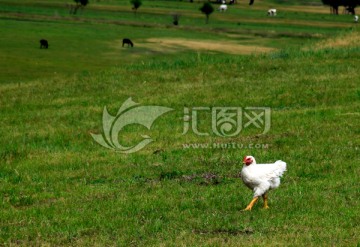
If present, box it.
[241,155,287,210]
[268,9,277,16]
[354,15,359,23]
[219,4,228,12]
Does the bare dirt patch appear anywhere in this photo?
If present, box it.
[141,38,275,55]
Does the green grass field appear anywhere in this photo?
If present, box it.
[0,0,359,246]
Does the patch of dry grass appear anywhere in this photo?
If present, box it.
[310,30,360,50]
[142,38,275,55]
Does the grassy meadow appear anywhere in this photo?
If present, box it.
[0,0,360,246]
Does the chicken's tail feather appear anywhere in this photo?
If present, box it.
[275,160,287,177]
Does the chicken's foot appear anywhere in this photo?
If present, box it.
[243,197,258,211]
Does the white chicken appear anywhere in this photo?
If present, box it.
[241,155,287,210]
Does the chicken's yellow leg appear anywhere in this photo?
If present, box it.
[243,197,258,211]
[262,193,269,209]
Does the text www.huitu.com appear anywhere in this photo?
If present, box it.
[182,143,270,149]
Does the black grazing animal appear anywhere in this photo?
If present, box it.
[40,39,49,49]
[122,38,134,47]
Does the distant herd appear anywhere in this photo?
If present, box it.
[39,38,135,49]
[38,3,358,49]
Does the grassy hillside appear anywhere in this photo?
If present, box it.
[0,0,359,246]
